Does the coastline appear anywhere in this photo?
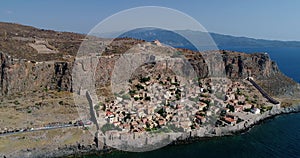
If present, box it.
[0,21,299,158]
[19,103,300,158]
[171,103,300,145]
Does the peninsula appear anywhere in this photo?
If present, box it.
[0,22,299,157]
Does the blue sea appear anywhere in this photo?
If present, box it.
[88,113,300,158]
[87,47,300,158]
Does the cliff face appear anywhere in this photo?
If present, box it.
[220,51,298,97]
[0,23,296,96]
[0,22,297,98]
[175,49,281,81]
[0,46,298,98]
[222,51,279,79]
[0,52,72,95]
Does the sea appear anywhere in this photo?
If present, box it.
[88,113,300,158]
[87,47,300,158]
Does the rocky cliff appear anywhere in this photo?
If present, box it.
[220,50,299,97]
[0,44,298,98]
[0,51,72,95]
[0,22,298,98]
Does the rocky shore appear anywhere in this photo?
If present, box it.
[4,103,298,158]
[172,103,300,145]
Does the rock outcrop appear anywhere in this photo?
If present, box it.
[0,45,298,98]
[220,50,299,97]
[0,51,72,95]
[0,22,298,98]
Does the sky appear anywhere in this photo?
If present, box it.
[1,0,300,41]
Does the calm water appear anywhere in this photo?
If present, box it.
[87,47,300,158]
[88,113,300,158]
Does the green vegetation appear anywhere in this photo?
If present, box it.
[13,100,20,105]
[119,90,125,95]
[261,106,273,112]
[156,74,161,80]
[227,104,235,112]
[236,88,243,95]
[215,92,224,100]
[145,127,157,132]
[101,124,122,133]
[135,84,144,90]
[171,82,180,86]
[237,118,244,123]
[171,51,183,58]
[245,95,250,102]
[175,94,181,100]
[94,104,100,111]
[200,99,211,106]
[157,108,164,115]
[238,101,245,105]
[145,96,151,101]
[121,94,131,100]
[159,81,165,85]
[251,100,258,104]
[198,112,205,117]
[159,127,172,133]
[175,89,181,94]
[146,127,172,134]
[129,89,136,96]
[140,76,150,83]
[189,97,199,102]
[167,76,171,82]
[244,108,251,112]
[44,87,48,92]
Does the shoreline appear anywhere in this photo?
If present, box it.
[3,103,300,158]
[171,104,300,146]
[65,103,300,157]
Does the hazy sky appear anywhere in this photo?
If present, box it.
[1,0,300,41]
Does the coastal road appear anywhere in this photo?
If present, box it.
[0,124,80,137]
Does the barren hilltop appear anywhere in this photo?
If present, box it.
[0,22,300,157]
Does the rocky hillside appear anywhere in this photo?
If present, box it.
[0,22,298,98]
[218,50,298,96]
[0,52,72,95]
